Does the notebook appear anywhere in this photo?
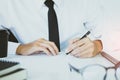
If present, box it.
[0,68,27,80]
[101,51,120,68]
[0,60,20,76]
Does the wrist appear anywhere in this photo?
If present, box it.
[16,44,24,55]
[93,40,103,54]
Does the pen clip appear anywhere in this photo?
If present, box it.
[80,31,90,40]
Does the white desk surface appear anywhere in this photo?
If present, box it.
[1,52,120,80]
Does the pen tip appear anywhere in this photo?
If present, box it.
[66,52,69,55]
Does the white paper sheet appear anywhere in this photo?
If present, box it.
[2,52,118,80]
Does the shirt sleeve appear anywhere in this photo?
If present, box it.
[83,0,104,41]
[8,41,20,54]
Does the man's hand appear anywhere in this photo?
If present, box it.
[16,38,59,56]
[66,37,103,58]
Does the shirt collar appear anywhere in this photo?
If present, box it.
[53,0,62,8]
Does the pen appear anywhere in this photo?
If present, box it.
[66,31,90,55]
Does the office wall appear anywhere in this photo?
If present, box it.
[99,0,120,52]
[100,0,120,30]
[0,0,8,25]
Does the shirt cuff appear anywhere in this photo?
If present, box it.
[8,41,20,54]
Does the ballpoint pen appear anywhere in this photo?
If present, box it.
[66,31,90,55]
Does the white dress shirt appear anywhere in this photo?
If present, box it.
[0,0,103,54]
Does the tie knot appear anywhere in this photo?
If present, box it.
[44,0,54,8]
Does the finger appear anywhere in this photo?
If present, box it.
[74,44,94,58]
[39,46,51,56]
[71,37,92,52]
[37,38,46,42]
[66,37,91,53]
[40,39,59,53]
[67,39,85,53]
[72,41,93,54]
[20,45,41,55]
[47,41,59,54]
[69,38,80,44]
[70,46,85,56]
[70,41,94,56]
[75,50,93,58]
[66,38,79,51]
[36,39,54,53]
[67,38,87,52]
[44,41,59,55]
[75,50,90,58]
[30,45,51,55]
[37,39,59,55]
[40,42,57,55]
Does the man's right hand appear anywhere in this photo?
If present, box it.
[16,38,59,56]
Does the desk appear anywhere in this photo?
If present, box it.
[1,52,120,80]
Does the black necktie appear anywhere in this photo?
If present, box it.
[45,0,60,51]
